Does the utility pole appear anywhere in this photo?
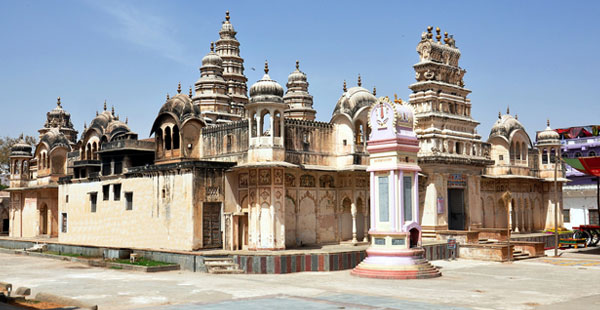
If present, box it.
[554,148,560,257]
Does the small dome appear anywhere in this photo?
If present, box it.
[40,128,71,152]
[44,97,75,129]
[202,43,223,67]
[219,11,236,38]
[287,61,307,84]
[537,120,560,146]
[89,110,113,133]
[249,62,284,104]
[158,93,199,122]
[489,113,525,140]
[10,137,32,157]
[333,86,377,118]
[106,120,131,140]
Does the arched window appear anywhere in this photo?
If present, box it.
[516,142,521,160]
[589,151,596,157]
[172,125,180,149]
[86,144,91,161]
[13,161,18,174]
[521,142,527,162]
[45,153,49,169]
[22,161,27,175]
[261,111,271,136]
[574,151,582,158]
[273,111,281,137]
[550,148,557,163]
[455,142,462,155]
[92,142,98,160]
[156,128,163,154]
[251,113,257,137]
[510,143,515,163]
[165,126,172,151]
[562,152,569,159]
[226,135,233,152]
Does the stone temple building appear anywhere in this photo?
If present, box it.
[7,14,564,252]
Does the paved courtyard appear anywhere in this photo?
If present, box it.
[1,249,600,310]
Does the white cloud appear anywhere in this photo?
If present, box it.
[86,0,191,65]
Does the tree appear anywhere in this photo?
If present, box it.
[0,135,37,174]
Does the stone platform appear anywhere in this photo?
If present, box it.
[351,248,441,279]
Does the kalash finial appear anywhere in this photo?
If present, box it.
[264,60,269,74]
[394,94,402,104]
[427,26,433,39]
[103,100,107,111]
[96,110,99,116]
[111,105,115,115]
[177,82,181,94]
[166,93,170,100]
[225,10,230,22]
[506,106,510,115]
[357,74,362,87]
[343,80,347,92]
[125,117,128,124]
[547,119,550,127]
[444,32,449,44]
[57,96,61,107]
[498,111,501,119]
[83,121,87,130]
[296,60,299,70]
[436,27,441,42]
[210,42,214,52]
[515,114,518,120]
[373,86,376,96]
[189,86,193,98]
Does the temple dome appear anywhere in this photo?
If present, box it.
[249,62,284,104]
[10,137,33,157]
[489,113,525,140]
[158,93,199,122]
[536,121,560,146]
[202,43,223,67]
[39,128,71,152]
[333,85,377,119]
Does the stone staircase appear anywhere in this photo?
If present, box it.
[204,257,244,274]
[511,249,531,261]
[478,238,496,245]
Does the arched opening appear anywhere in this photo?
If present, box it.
[574,151,582,158]
[510,143,515,164]
[542,149,548,164]
[341,197,352,241]
[356,197,365,241]
[516,142,521,160]
[496,199,508,229]
[261,111,271,136]
[273,111,281,137]
[409,228,420,248]
[226,135,233,153]
[355,121,364,144]
[172,125,180,149]
[156,128,163,155]
[550,147,556,163]
[86,144,92,161]
[455,142,461,155]
[590,151,596,157]
[40,204,48,235]
[521,142,527,162]
[13,161,18,175]
[164,126,172,151]
[45,153,49,169]
[251,112,257,138]
[92,142,98,160]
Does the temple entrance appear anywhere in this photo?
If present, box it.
[40,204,48,235]
[448,189,465,230]
[202,202,222,248]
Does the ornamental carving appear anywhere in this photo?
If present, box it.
[239,173,248,188]
[260,188,270,203]
[273,169,283,185]
[300,174,315,187]
[319,175,335,188]
[249,169,257,186]
[258,168,271,185]
[285,173,296,187]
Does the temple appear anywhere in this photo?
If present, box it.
[6,16,565,254]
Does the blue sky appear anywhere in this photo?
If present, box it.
[1,0,598,141]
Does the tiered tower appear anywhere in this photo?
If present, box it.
[215,11,248,117]
[192,42,240,124]
[283,61,316,120]
[408,27,492,233]
[38,97,78,145]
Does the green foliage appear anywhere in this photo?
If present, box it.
[113,258,173,266]
[0,135,37,173]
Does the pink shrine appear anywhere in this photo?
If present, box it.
[352,96,441,279]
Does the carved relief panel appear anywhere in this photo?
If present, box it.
[259,169,271,186]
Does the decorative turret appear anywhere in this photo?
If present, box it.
[283,60,316,120]
[536,119,563,179]
[9,135,33,186]
[215,11,248,117]
[246,61,286,162]
[192,42,238,124]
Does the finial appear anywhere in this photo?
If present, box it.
[394,94,402,104]
[372,86,376,96]
[498,111,501,119]
[427,26,433,33]
[210,42,214,52]
[125,117,128,124]
[83,121,87,129]
[116,114,119,120]
[357,74,362,87]
[111,105,115,115]
[166,93,170,100]
[96,111,99,116]
[225,10,230,22]
[189,86,193,98]
[515,114,518,120]
[444,32,449,44]
[427,26,433,39]
[296,60,299,70]
[103,100,107,111]
[177,82,181,94]
[343,80,347,92]
[506,106,510,115]
[264,60,269,74]
[547,119,550,127]
[436,27,441,42]
[57,97,61,107]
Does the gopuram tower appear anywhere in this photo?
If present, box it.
[408,27,493,236]
[215,11,248,117]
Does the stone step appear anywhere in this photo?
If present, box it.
[204,257,234,262]
[208,268,245,274]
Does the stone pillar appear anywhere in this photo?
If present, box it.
[508,199,513,232]
[363,204,369,242]
[351,202,357,244]
[514,202,520,233]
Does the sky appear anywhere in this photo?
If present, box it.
[0,0,598,142]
